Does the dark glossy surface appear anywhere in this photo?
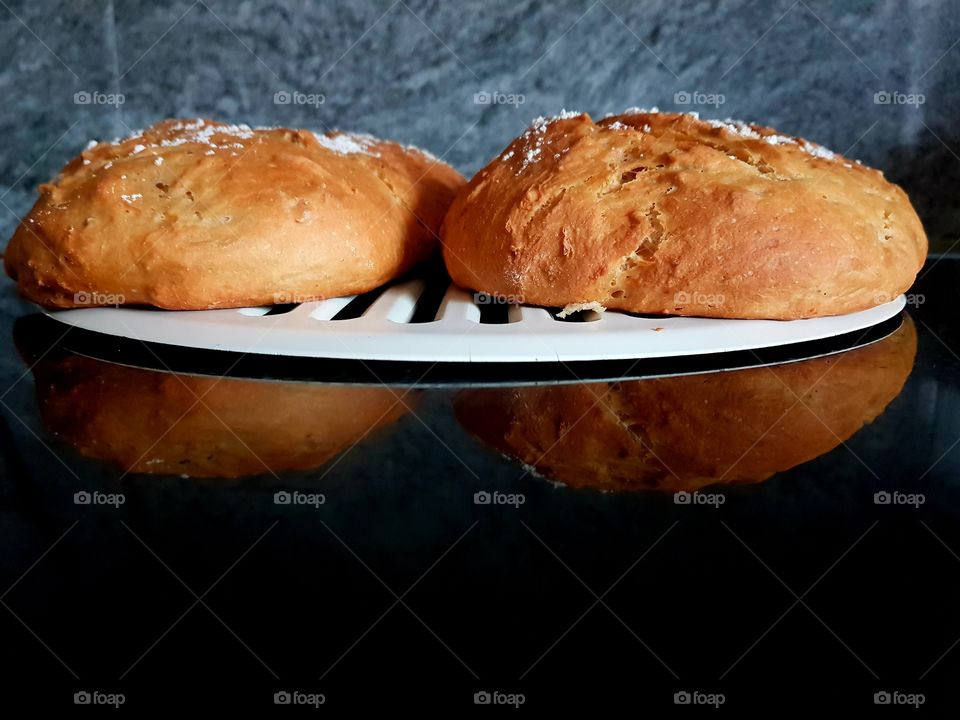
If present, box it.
[1,259,959,713]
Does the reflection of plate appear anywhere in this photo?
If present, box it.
[455,316,917,493]
[41,279,906,362]
[18,311,905,387]
[26,354,410,478]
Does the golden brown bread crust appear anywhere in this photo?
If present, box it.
[31,355,412,478]
[455,316,916,493]
[442,110,927,319]
[6,118,465,309]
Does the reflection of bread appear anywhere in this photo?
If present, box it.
[455,317,916,493]
[442,110,927,319]
[6,118,464,309]
[32,356,410,477]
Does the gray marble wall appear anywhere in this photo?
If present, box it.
[1,0,958,248]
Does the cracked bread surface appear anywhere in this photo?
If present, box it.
[441,110,927,319]
[5,118,465,309]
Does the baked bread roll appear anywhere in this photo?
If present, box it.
[455,316,916,493]
[442,110,927,319]
[5,118,464,309]
[27,353,411,478]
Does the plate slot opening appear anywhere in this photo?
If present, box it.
[330,286,389,321]
[409,280,451,323]
[262,303,299,316]
[477,295,511,324]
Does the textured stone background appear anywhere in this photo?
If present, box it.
[1,0,958,248]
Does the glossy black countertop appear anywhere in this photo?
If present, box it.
[1,259,959,713]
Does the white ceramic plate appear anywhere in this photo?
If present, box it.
[43,279,906,363]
